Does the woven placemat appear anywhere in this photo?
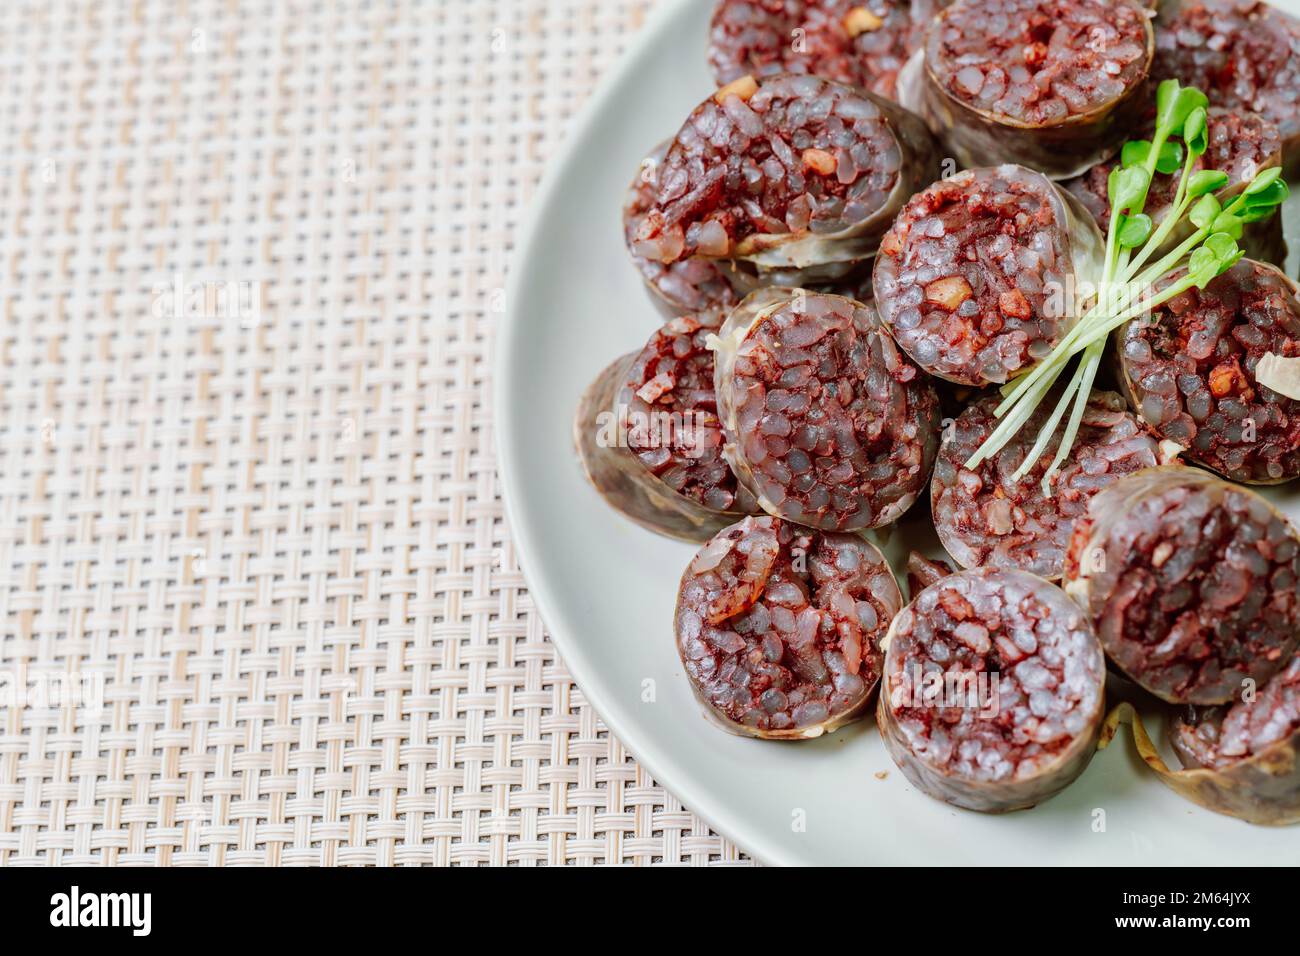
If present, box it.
[0,0,749,866]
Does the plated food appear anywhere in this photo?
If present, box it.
[708,0,951,101]
[872,163,1104,385]
[1064,109,1288,267]
[1064,466,1300,704]
[899,0,1155,178]
[630,72,940,281]
[712,288,941,530]
[1153,0,1300,176]
[877,567,1106,812]
[624,142,741,317]
[931,389,1168,579]
[1116,259,1300,484]
[1166,654,1300,824]
[574,0,1300,823]
[676,515,903,738]
[576,311,764,541]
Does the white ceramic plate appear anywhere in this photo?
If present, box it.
[498,0,1300,864]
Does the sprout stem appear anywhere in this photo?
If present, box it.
[1040,340,1104,494]
[963,82,1281,481]
[1121,156,1195,283]
[1008,355,1090,483]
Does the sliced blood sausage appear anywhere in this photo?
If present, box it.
[1100,651,1300,825]
[708,0,951,101]
[1165,653,1300,824]
[676,515,904,739]
[631,73,940,275]
[876,567,1106,812]
[1064,108,1287,267]
[1117,259,1300,484]
[1063,466,1300,705]
[624,142,739,318]
[1154,0,1300,178]
[575,313,762,542]
[712,288,942,531]
[873,164,1105,386]
[899,0,1154,178]
[931,390,1169,580]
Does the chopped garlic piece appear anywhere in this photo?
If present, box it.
[843,6,884,37]
[925,276,973,311]
[801,148,837,175]
[714,74,758,104]
[1157,439,1185,464]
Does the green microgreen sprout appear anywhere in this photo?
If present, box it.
[967,79,1287,494]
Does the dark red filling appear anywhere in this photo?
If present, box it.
[619,314,739,512]
[884,570,1101,777]
[1174,654,1300,770]
[873,166,1069,385]
[1085,480,1300,703]
[932,391,1162,579]
[633,74,901,264]
[708,0,941,99]
[1154,0,1300,145]
[1120,260,1300,483]
[729,293,938,530]
[676,516,901,733]
[928,0,1149,124]
[623,143,738,313]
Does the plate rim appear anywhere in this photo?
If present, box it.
[494,0,1300,867]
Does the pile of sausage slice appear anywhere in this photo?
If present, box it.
[576,0,1300,823]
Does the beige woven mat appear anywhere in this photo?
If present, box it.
[0,0,749,866]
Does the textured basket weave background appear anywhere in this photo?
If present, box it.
[0,0,749,866]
